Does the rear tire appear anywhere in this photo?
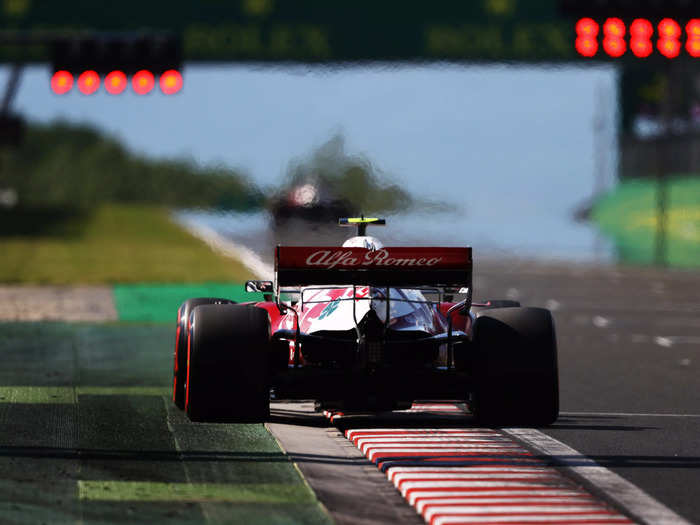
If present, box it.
[173,298,234,409]
[470,307,559,426]
[186,304,270,423]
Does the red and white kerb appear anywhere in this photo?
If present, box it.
[325,403,633,525]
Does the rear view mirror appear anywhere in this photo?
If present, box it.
[245,280,273,293]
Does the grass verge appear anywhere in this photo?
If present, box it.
[113,283,262,322]
[0,204,253,283]
[591,175,700,268]
[0,322,332,525]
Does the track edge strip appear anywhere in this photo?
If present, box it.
[503,427,692,525]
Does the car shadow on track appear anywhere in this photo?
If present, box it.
[269,402,662,435]
[523,453,700,469]
[581,455,700,469]
[548,415,658,432]
[0,446,291,463]
[268,408,330,427]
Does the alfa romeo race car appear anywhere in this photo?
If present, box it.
[172,218,559,426]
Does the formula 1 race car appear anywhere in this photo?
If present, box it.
[172,218,559,426]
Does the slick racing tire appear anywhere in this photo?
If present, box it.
[470,307,559,426]
[173,297,234,410]
[185,304,270,423]
[470,300,520,316]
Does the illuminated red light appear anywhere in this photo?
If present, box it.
[687,19,700,39]
[603,18,626,38]
[657,18,682,59]
[603,37,626,57]
[159,69,183,95]
[658,38,681,58]
[50,70,73,95]
[630,19,653,39]
[132,70,155,95]
[688,41,700,59]
[687,19,700,58]
[629,19,653,58]
[575,37,598,57]
[688,39,700,58]
[576,18,599,38]
[658,18,681,39]
[631,38,653,58]
[687,39,700,58]
[601,18,626,57]
[77,70,100,95]
[104,71,127,95]
[574,17,697,60]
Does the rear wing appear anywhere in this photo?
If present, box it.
[275,246,472,288]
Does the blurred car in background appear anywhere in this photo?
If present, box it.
[268,179,356,227]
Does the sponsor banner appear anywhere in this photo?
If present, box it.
[276,246,472,271]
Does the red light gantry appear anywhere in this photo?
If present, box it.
[575,17,700,59]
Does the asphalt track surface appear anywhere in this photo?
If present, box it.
[1,258,699,523]
[473,260,700,523]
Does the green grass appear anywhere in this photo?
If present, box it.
[78,481,316,503]
[0,322,332,525]
[592,175,700,268]
[113,283,262,322]
[0,204,253,283]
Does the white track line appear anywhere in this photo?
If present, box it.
[504,428,691,525]
[174,216,274,279]
[561,411,700,418]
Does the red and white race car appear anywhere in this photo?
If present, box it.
[172,218,559,425]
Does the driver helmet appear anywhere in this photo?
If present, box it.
[342,236,384,251]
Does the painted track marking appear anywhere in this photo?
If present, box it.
[325,403,691,525]
[561,411,700,418]
[505,428,691,525]
[175,216,274,279]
